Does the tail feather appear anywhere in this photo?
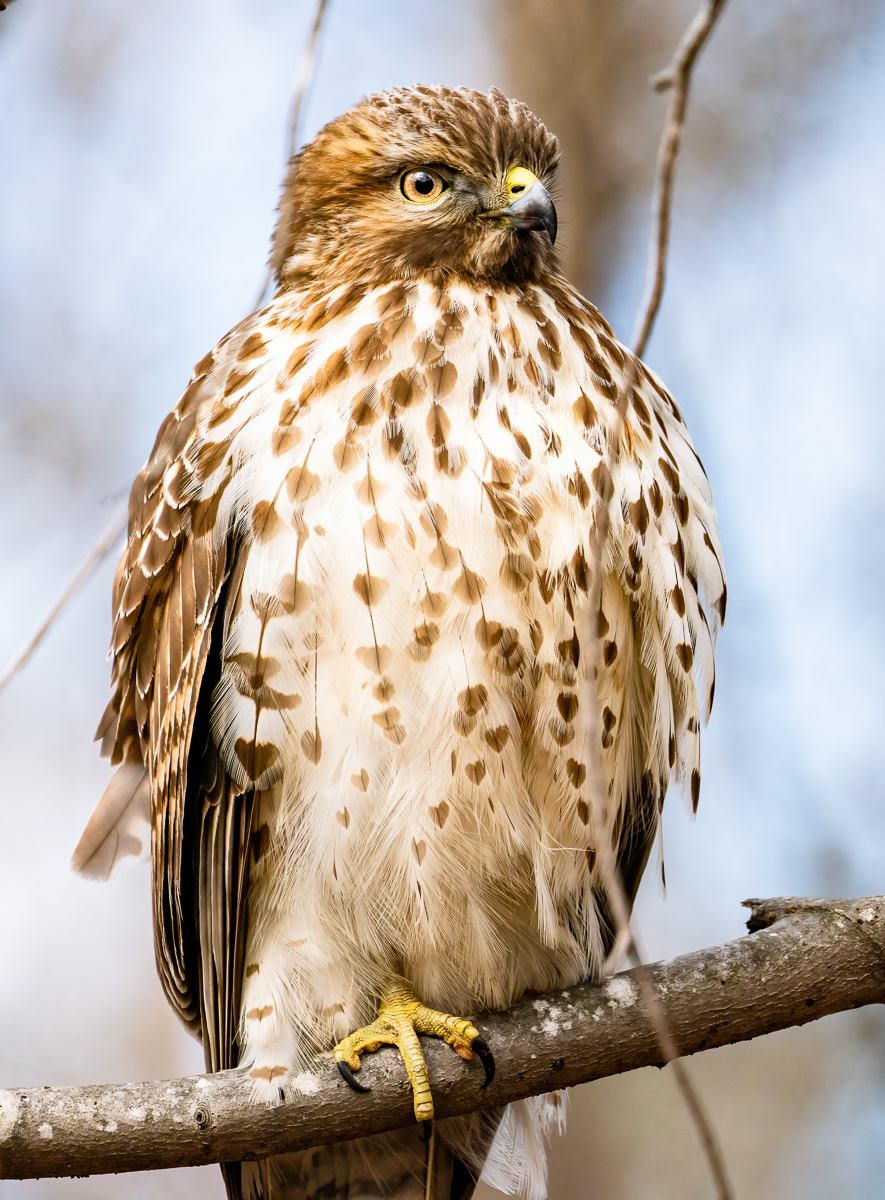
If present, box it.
[225,1095,563,1200]
[476,1095,567,1200]
[71,761,150,880]
[234,1126,458,1200]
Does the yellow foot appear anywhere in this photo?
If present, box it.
[333,982,495,1121]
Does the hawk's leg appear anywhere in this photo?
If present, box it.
[333,981,495,1121]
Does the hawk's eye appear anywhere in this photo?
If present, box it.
[400,169,447,205]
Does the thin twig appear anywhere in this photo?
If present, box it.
[0,3,333,702]
[632,0,729,358]
[283,0,331,164]
[583,696,733,1200]
[586,1,733,1195]
[585,377,735,1195]
[251,0,331,312]
[598,831,734,1199]
[0,504,127,698]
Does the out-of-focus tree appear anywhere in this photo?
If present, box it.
[489,0,882,306]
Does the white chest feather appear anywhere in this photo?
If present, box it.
[167,278,724,1068]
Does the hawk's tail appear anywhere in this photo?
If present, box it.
[228,1123,479,1200]
[224,1094,565,1200]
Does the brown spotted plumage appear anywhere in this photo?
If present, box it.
[74,86,725,1200]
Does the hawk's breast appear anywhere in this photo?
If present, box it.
[182,276,723,997]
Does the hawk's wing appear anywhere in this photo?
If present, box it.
[76,320,261,1082]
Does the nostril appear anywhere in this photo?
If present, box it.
[511,184,526,194]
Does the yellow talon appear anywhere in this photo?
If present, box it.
[333,981,495,1121]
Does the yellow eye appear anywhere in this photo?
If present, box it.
[400,168,447,205]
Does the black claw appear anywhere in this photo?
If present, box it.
[420,1118,434,1145]
[472,1035,495,1088]
[337,1060,372,1092]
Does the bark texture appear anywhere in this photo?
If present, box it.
[2,896,884,1181]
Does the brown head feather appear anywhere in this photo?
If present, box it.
[272,85,561,291]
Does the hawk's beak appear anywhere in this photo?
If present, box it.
[485,166,557,245]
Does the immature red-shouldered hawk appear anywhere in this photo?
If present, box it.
[73,86,725,1200]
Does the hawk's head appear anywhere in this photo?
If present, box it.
[271,86,561,291]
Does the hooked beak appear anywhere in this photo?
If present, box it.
[484,167,557,245]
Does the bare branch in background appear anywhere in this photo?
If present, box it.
[252,0,331,311]
[633,0,729,358]
[0,504,126,698]
[2,897,883,1181]
[600,842,734,1200]
[583,2,733,1194]
[283,0,331,162]
[0,1,334,703]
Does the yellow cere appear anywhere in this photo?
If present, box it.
[505,166,541,197]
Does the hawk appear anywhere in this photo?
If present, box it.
[73,86,725,1200]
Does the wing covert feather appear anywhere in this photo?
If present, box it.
[96,316,264,1041]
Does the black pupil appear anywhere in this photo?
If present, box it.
[414,173,435,195]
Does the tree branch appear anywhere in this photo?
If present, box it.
[251,0,331,311]
[632,0,729,358]
[0,504,126,699]
[3,896,883,1181]
[0,2,334,704]
[594,9,734,1191]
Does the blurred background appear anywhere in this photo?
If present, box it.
[2,0,885,1196]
